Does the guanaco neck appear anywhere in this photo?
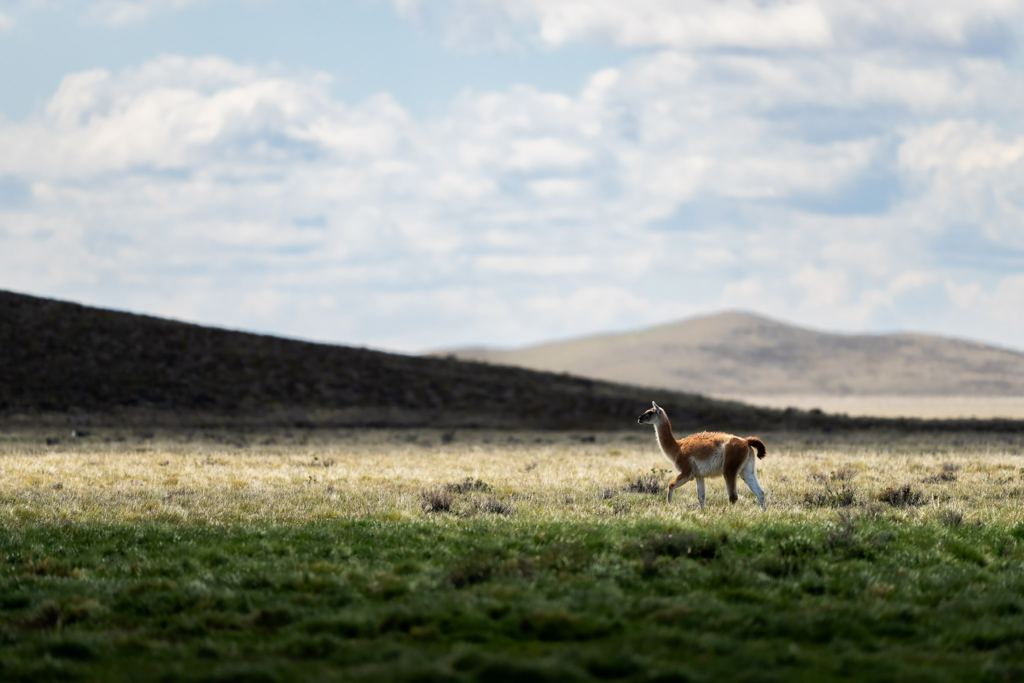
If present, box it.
[654,414,680,459]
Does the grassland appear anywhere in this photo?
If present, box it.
[2,427,1024,682]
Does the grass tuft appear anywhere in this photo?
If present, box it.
[479,497,514,516]
[804,467,857,507]
[879,484,924,507]
[639,531,724,559]
[939,505,966,527]
[624,468,667,494]
[421,488,454,514]
[445,478,492,494]
[23,601,64,630]
[445,554,495,588]
[925,462,960,483]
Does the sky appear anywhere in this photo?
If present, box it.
[2,0,1024,353]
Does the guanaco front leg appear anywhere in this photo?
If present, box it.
[696,478,706,509]
[666,473,687,502]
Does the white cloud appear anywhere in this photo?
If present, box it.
[530,0,833,50]
[897,120,1024,248]
[5,0,1024,352]
[394,0,832,50]
[0,11,15,31]
[890,271,939,294]
[851,63,968,111]
[86,0,205,26]
[830,0,1022,50]
[790,266,848,310]
[476,254,591,276]
[10,0,1022,59]
[393,0,1023,53]
[900,120,1024,174]
[506,137,593,171]
[0,58,356,179]
[527,178,588,199]
[941,274,1024,344]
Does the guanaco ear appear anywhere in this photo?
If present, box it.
[651,401,657,408]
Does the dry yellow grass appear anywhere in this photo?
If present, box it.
[2,428,1023,528]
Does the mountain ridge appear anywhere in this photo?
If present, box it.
[443,311,1024,398]
[4,290,1022,431]
[0,290,795,431]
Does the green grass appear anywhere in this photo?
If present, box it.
[2,427,1024,681]
[3,517,1024,682]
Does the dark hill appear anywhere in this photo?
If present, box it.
[1,290,1020,432]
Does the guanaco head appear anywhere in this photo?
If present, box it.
[637,401,664,425]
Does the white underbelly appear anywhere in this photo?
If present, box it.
[692,443,726,477]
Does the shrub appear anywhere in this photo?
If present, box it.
[624,468,666,494]
[480,497,514,516]
[939,506,965,527]
[824,512,889,560]
[47,639,98,661]
[421,488,454,514]
[445,478,492,494]
[517,610,613,641]
[878,485,923,507]
[23,601,63,630]
[445,554,495,588]
[925,462,960,483]
[641,531,724,560]
[612,500,631,515]
[246,607,294,630]
[944,539,987,566]
[804,468,857,507]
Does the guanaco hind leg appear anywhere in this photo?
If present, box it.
[722,439,754,505]
[695,478,706,509]
[724,474,739,504]
[741,458,766,510]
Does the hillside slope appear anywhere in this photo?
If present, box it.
[4,291,1021,432]
[449,312,1024,398]
[0,291,785,431]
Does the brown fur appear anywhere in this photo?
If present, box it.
[638,402,768,509]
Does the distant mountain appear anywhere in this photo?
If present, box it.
[0,291,795,431]
[445,312,1024,398]
[4,292,1019,432]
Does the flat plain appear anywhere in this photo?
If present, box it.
[2,426,1024,682]
[714,395,1024,420]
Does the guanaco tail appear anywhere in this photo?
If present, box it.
[637,401,767,510]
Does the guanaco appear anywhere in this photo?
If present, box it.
[637,401,767,510]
